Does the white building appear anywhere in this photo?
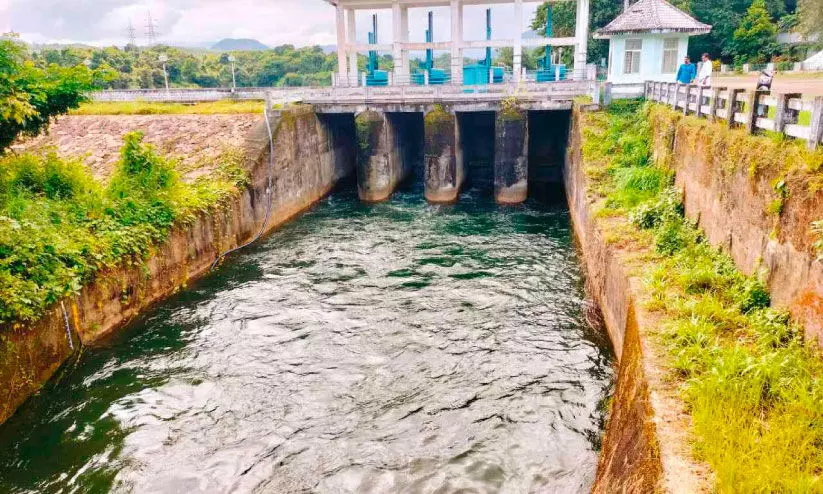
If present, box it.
[324,0,592,86]
[595,0,710,84]
[806,50,823,71]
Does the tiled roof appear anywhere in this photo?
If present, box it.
[595,0,711,37]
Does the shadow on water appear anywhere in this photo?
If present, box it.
[0,179,615,494]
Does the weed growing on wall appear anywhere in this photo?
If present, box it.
[581,100,823,493]
[0,133,248,324]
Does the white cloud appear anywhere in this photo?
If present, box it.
[8,0,540,49]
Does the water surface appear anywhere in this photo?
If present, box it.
[0,185,614,493]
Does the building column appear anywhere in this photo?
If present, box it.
[392,2,403,84]
[336,6,348,85]
[401,7,410,79]
[347,9,358,86]
[574,0,590,80]
[513,0,523,83]
[450,0,463,85]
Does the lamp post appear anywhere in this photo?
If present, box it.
[158,54,169,91]
[228,55,237,91]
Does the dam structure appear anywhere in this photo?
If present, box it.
[94,0,602,205]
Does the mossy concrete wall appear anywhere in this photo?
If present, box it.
[650,107,823,344]
[424,106,463,203]
[494,109,529,204]
[0,106,354,425]
[355,111,419,202]
[566,107,709,493]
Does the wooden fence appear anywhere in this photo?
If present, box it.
[645,81,823,150]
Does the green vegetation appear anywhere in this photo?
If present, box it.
[0,134,247,325]
[1,37,94,151]
[29,44,365,90]
[731,0,779,64]
[533,0,814,67]
[582,100,823,492]
[71,100,264,116]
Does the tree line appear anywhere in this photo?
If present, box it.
[531,0,822,67]
[13,0,823,97]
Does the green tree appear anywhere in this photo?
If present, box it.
[731,0,779,63]
[531,0,622,66]
[0,37,93,151]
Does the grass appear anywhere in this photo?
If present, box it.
[581,100,823,493]
[70,100,265,116]
[766,105,813,126]
[0,133,247,325]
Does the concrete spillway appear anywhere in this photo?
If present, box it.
[349,104,570,204]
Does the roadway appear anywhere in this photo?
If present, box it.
[713,74,823,95]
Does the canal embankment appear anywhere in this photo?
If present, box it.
[0,105,355,425]
[571,100,823,493]
[648,105,823,344]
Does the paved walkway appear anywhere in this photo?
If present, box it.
[713,74,823,95]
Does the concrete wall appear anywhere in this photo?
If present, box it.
[0,106,354,425]
[650,108,823,345]
[566,107,712,492]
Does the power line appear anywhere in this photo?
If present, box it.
[145,11,158,46]
[126,19,137,47]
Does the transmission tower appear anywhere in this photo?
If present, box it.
[126,20,137,48]
[145,11,158,46]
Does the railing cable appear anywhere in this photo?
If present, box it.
[210,102,277,270]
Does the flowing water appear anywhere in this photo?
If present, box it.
[0,184,614,494]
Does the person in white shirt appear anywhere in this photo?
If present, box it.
[698,53,713,87]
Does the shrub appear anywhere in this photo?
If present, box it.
[0,134,247,324]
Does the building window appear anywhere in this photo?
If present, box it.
[624,39,642,74]
[662,38,679,73]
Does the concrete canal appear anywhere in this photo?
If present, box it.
[0,181,614,493]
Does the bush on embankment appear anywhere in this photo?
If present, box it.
[582,100,823,492]
[0,133,247,325]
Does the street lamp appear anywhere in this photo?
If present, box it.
[158,54,169,91]
[228,55,237,91]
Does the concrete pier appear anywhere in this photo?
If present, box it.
[424,106,463,203]
[355,111,421,202]
[494,108,529,204]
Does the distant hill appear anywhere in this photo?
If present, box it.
[211,38,269,51]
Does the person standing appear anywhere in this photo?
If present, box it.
[698,53,713,87]
[676,56,697,84]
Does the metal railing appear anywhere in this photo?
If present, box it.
[645,81,823,150]
[91,79,603,107]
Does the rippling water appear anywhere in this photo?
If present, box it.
[0,184,614,494]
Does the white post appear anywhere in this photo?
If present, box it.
[450,0,464,85]
[513,0,523,83]
[336,5,348,85]
[401,6,409,81]
[574,0,590,80]
[347,9,358,86]
[392,2,403,85]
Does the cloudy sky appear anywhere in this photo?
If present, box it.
[2,0,541,48]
